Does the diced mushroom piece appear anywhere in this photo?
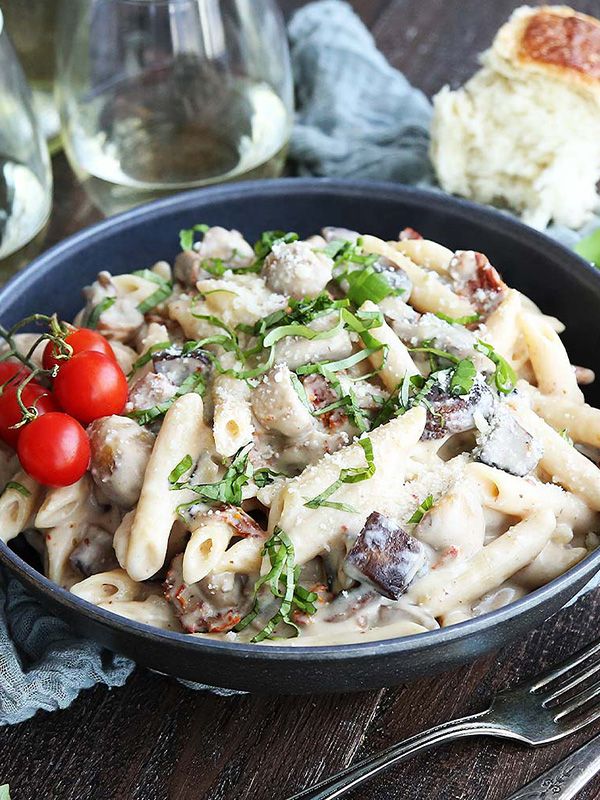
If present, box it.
[476,404,543,477]
[87,416,156,508]
[448,250,507,316]
[126,372,178,414]
[251,364,315,439]
[164,553,252,633]
[371,256,412,298]
[262,240,334,299]
[322,226,361,243]
[152,345,211,386]
[399,227,423,240]
[423,374,495,440]
[344,511,427,600]
[69,525,119,578]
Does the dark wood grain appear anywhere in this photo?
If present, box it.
[2,2,600,800]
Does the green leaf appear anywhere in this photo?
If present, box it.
[346,266,403,306]
[262,313,345,348]
[304,438,374,510]
[253,230,298,261]
[475,340,517,395]
[5,481,31,497]
[131,270,174,314]
[575,227,600,268]
[169,455,193,484]
[253,468,289,488]
[408,344,460,365]
[234,527,317,642]
[434,311,481,326]
[172,444,253,508]
[449,359,476,396]
[85,296,115,330]
[179,223,209,251]
[408,494,434,524]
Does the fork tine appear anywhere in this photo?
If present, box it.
[542,660,600,704]
[554,676,600,721]
[529,639,600,693]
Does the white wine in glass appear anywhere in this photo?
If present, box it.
[57,0,293,216]
[0,8,52,281]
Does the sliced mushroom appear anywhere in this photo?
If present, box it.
[87,416,155,508]
[475,404,543,477]
[423,373,495,440]
[152,345,211,387]
[164,553,252,633]
[69,525,119,578]
[343,511,427,600]
[262,240,333,299]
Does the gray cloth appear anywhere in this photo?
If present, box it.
[1,0,598,726]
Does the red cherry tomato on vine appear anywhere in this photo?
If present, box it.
[0,362,31,390]
[42,328,115,373]
[18,412,90,487]
[0,381,59,449]
[54,351,128,424]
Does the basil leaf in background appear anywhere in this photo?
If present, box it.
[179,223,210,251]
[575,227,600,268]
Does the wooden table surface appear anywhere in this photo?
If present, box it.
[3,1,600,798]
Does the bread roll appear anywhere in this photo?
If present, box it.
[431,5,600,230]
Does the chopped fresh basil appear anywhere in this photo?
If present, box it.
[179,223,209,251]
[435,311,481,326]
[346,266,404,306]
[253,468,289,488]
[304,438,374,511]
[131,270,174,314]
[449,359,476,396]
[289,372,313,413]
[408,494,434,524]
[169,454,193,484]
[234,527,318,642]
[253,230,299,262]
[85,296,115,330]
[475,340,516,395]
[172,444,253,507]
[127,341,172,376]
[5,481,31,497]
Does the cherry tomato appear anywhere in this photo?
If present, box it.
[0,381,59,449]
[0,362,31,387]
[42,328,115,373]
[18,412,90,487]
[54,351,128,424]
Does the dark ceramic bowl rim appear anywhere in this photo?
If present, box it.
[2,177,600,662]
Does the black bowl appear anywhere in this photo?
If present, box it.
[2,179,600,694]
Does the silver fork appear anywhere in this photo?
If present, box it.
[287,638,600,800]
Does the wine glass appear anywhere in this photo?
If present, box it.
[1,0,62,151]
[56,0,294,216]
[0,5,53,281]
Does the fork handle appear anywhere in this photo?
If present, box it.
[287,709,502,800]
[504,732,600,800]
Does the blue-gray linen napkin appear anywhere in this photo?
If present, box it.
[1,0,598,726]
